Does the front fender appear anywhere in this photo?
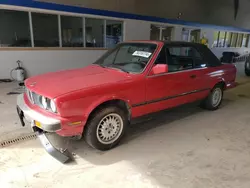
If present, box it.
[83,95,131,120]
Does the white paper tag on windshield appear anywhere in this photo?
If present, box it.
[132,51,152,58]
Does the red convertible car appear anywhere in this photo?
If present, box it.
[17,41,237,162]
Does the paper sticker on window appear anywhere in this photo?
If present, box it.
[132,51,152,58]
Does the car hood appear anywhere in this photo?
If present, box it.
[25,65,130,98]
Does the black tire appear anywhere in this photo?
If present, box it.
[202,85,224,111]
[245,61,250,76]
[84,106,128,151]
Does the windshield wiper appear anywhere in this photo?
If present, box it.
[95,64,106,68]
[96,64,129,73]
[118,68,130,73]
[107,66,130,73]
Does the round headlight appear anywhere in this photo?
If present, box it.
[50,99,57,113]
[41,96,48,109]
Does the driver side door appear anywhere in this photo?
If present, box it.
[144,46,193,114]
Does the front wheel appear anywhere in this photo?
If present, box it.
[84,106,128,151]
[245,60,250,76]
[202,85,223,111]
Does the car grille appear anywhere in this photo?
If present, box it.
[26,89,42,107]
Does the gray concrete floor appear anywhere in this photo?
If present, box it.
[0,82,33,142]
[1,62,250,188]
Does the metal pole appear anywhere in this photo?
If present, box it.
[159,27,163,40]
[28,12,34,47]
[103,20,107,47]
[83,17,86,47]
[216,31,220,47]
[58,15,62,47]
[223,32,227,47]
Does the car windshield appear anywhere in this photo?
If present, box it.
[94,43,157,73]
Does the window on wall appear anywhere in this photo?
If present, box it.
[242,34,250,47]
[219,31,226,47]
[150,25,174,41]
[162,26,174,41]
[0,9,31,47]
[106,20,123,48]
[182,28,190,42]
[213,31,219,47]
[247,35,250,48]
[32,13,59,47]
[85,18,104,47]
[236,33,243,47]
[225,32,232,47]
[150,25,160,40]
[230,33,238,47]
[190,29,201,43]
[0,9,125,49]
[213,31,227,48]
[61,16,83,47]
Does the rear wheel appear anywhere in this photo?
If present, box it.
[84,106,128,151]
[245,60,250,76]
[201,85,223,111]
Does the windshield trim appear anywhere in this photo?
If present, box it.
[93,42,159,75]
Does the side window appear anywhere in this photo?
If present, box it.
[166,46,205,72]
[166,47,194,72]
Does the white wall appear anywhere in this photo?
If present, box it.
[0,50,106,79]
[124,19,151,41]
[173,26,183,41]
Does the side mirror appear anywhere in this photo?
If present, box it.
[150,64,168,75]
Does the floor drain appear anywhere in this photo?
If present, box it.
[0,133,37,148]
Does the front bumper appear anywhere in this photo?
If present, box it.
[17,94,61,132]
[36,131,72,163]
[225,81,237,89]
[16,94,72,163]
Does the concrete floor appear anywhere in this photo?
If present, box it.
[0,82,32,143]
[1,62,250,188]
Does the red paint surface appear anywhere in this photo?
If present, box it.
[24,41,237,137]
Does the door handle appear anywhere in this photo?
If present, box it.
[190,74,196,79]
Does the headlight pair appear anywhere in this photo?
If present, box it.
[40,96,57,113]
